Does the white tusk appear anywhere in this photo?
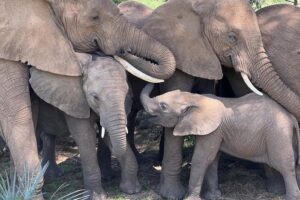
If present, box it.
[114,56,164,83]
[125,127,128,134]
[101,127,106,138]
[241,72,263,96]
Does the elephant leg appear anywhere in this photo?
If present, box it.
[280,168,300,200]
[97,135,113,181]
[264,165,285,194]
[159,70,195,199]
[0,61,43,199]
[187,135,221,200]
[202,153,221,200]
[31,90,42,152]
[40,132,63,178]
[103,134,141,194]
[158,131,164,162]
[127,108,140,161]
[267,131,300,200]
[118,143,141,194]
[65,115,106,199]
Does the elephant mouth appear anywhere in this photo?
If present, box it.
[114,50,165,83]
[119,48,159,65]
[227,55,264,96]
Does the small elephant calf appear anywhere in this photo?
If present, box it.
[141,84,300,200]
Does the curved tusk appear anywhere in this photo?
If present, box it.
[101,127,106,138]
[114,56,164,83]
[241,72,263,96]
[125,127,128,134]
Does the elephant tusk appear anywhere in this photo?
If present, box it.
[241,72,263,96]
[125,127,128,134]
[101,127,106,138]
[114,56,164,83]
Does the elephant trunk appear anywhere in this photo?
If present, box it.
[116,18,176,81]
[249,48,300,121]
[140,84,156,113]
[103,105,128,158]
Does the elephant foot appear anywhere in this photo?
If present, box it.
[286,193,300,200]
[91,191,107,200]
[44,164,64,179]
[120,178,142,194]
[159,176,186,199]
[202,189,221,200]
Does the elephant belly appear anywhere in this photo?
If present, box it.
[221,132,268,163]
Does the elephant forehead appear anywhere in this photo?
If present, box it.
[159,90,186,102]
[216,0,254,23]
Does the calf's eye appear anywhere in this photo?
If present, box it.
[91,15,100,21]
[160,102,168,111]
[228,32,238,44]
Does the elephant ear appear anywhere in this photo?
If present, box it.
[0,0,81,76]
[174,95,224,136]
[142,0,222,80]
[29,67,90,119]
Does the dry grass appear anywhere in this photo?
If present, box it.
[0,124,287,200]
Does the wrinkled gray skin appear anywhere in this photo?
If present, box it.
[0,1,175,197]
[30,55,140,199]
[141,84,300,200]
[221,4,300,194]
[120,1,300,198]
[0,3,175,200]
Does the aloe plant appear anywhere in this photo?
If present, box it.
[0,163,89,200]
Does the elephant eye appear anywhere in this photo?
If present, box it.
[91,15,100,21]
[159,102,168,111]
[182,106,191,115]
[90,92,99,101]
[228,32,238,44]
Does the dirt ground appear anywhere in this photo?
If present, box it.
[0,120,286,200]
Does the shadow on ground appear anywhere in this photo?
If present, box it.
[0,119,285,200]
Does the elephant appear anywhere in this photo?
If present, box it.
[0,0,175,196]
[30,53,141,198]
[140,84,300,200]
[216,4,300,193]
[119,1,300,198]
[223,4,300,100]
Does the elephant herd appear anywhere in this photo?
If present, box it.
[0,0,300,199]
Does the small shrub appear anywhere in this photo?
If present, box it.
[0,163,89,200]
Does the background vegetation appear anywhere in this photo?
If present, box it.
[113,0,296,9]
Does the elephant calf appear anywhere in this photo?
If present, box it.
[141,84,300,200]
[30,54,140,198]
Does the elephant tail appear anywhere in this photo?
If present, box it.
[292,116,300,166]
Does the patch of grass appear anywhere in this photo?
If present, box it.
[252,0,294,9]
[0,163,89,200]
[130,0,166,9]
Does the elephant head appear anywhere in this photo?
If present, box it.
[140,84,224,136]
[30,54,131,157]
[141,0,300,120]
[0,0,175,82]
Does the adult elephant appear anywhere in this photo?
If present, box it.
[0,0,175,197]
[120,1,300,199]
[219,4,300,194]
